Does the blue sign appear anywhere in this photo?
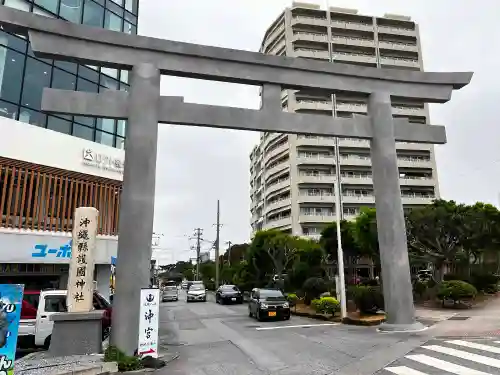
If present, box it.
[0,284,23,375]
[31,240,72,259]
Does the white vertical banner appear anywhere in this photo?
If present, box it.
[67,207,99,313]
[138,288,160,358]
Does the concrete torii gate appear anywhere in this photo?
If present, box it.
[0,6,472,354]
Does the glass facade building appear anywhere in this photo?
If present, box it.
[0,0,139,149]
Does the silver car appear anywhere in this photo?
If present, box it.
[162,286,179,302]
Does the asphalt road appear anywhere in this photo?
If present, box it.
[157,291,433,375]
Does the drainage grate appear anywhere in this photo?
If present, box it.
[246,325,261,328]
[447,316,470,321]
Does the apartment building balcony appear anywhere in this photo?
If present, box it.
[293,32,328,43]
[401,195,435,205]
[264,142,289,163]
[304,233,321,241]
[331,20,374,32]
[295,49,329,60]
[340,155,371,166]
[297,155,336,165]
[296,135,336,147]
[335,102,367,114]
[267,39,286,55]
[299,214,336,224]
[263,24,285,49]
[298,194,335,204]
[265,217,293,230]
[342,194,375,204]
[265,198,292,213]
[377,25,417,37]
[380,57,420,69]
[341,175,373,185]
[396,142,433,151]
[333,52,377,65]
[400,177,436,187]
[265,163,289,180]
[398,157,433,168]
[292,16,328,27]
[378,40,418,52]
[297,174,336,184]
[392,105,426,117]
[331,36,375,48]
[266,179,291,196]
[263,132,285,151]
[338,138,370,148]
[295,100,332,111]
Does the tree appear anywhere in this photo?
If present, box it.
[320,220,364,279]
[406,200,466,281]
[220,243,249,265]
[351,207,380,264]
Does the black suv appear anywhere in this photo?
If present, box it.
[248,288,290,321]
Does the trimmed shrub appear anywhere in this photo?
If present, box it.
[413,280,428,298]
[104,345,143,372]
[352,286,384,315]
[310,297,340,315]
[302,277,328,305]
[437,280,477,305]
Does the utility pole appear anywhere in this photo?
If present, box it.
[193,228,203,281]
[225,240,232,267]
[214,200,221,289]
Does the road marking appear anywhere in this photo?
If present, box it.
[406,354,492,375]
[446,340,500,354]
[385,366,430,375]
[255,323,339,331]
[422,344,500,368]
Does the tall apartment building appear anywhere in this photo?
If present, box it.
[250,2,439,241]
[0,0,138,297]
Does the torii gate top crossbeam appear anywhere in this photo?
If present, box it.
[0,6,472,103]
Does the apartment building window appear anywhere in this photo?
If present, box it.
[300,207,333,216]
[344,189,373,197]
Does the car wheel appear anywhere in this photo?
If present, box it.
[215,296,219,304]
[43,335,51,350]
[203,298,206,302]
[220,298,225,305]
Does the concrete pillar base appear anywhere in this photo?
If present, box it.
[378,321,427,333]
[49,311,104,356]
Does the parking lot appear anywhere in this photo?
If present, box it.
[157,290,430,375]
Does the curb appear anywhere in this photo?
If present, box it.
[122,353,179,374]
[20,361,118,375]
[291,310,341,322]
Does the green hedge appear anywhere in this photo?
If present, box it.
[352,286,384,315]
[437,280,477,303]
[311,296,340,315]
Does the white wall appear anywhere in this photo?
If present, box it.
[0,117,125,181]
[0,228,117,265]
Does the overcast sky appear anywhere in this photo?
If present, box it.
[138,0,500,265]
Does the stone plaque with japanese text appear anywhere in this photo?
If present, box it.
[67,207,99,313]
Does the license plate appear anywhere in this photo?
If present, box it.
[268,312,277,317]
[231,298,236,301]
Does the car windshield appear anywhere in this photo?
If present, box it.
[259,290,284,300]
[221,286,239,292]
[190,285,205,291]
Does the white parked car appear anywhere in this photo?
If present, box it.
[186,284,207,302]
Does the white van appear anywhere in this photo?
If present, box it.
[18,290,112,349]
